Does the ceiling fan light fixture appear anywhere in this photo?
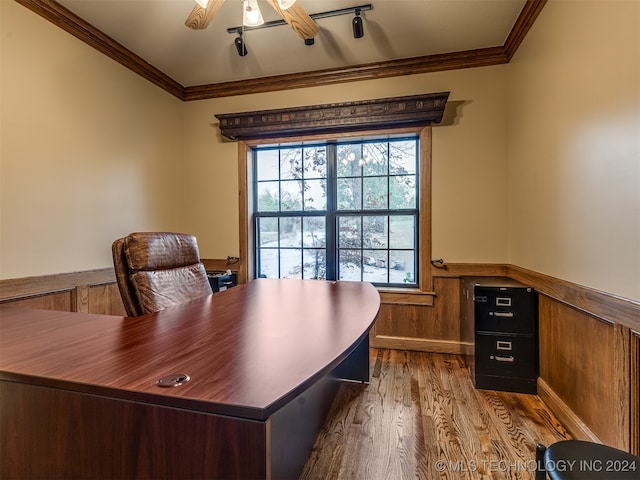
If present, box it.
[194,0,209,8]
[243,0,265,27]
[277,0,297,10]
[352,8,364,38]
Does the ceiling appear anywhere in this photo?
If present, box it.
[20,0,545,100]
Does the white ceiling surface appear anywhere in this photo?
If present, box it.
[56,0,527,87]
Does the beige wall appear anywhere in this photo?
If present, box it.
[181,66,510,264]
[3,0,638,302]
[1,1,185,279]
[1,0,510,280]
[507,0,640,300]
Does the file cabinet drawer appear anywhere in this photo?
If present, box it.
[475,333,537,378]
[474,287,536,334]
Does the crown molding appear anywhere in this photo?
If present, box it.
[15,0,184,99]
[504,0,547,60]
[15,0,546,101]
[184,47,506,101]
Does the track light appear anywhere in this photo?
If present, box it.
[235,33,248,56]
[228,4,372,53]
[352,8,364,38]
[243,0,264,27]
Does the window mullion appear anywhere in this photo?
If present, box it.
[360,216,364,282]
[326,143,337,281]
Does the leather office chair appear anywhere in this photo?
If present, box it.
[535,441,640,480]
[112,232,213,316]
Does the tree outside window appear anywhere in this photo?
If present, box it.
[255,137,418,287]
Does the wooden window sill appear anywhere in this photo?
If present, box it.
[378,288,436,306]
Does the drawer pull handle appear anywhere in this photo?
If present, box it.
[493,312,514,318]
[496,297,512,306]
[492,355,515,362]
[496,341,512,350]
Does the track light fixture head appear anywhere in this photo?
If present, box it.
[235,33,248,56]
[352,8,364,38]
[228,4,372,54]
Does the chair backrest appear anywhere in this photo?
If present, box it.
[112,232,213,316]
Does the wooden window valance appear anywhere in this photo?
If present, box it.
[215,92,450,140]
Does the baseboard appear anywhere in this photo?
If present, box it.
[371,334,474,355]
[537,377,601,443]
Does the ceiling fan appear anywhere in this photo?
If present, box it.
[185,0,320,43]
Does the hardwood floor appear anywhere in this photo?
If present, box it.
[300,349,570,479]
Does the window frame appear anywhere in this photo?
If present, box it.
[238,126,434,297]
[252,137,420,286]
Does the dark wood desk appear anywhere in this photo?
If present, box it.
[0,278,380,479]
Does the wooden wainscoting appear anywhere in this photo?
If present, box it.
[370,262,640,453]
[632,330,640,455]
[536,296,622,446]
[372,277,467,354]
[508,266,640,452]
[0,268,125,316]
[0,260,240,315]
[370,263,508,355]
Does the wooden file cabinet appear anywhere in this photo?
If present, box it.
[461,277,538,394]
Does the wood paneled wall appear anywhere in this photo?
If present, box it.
[537,297,622,447]
[0,261,239,315]
[632,331,640,455]
[371,263,508,354]
[1,262,638,454]
[0,269,125,316]
[370,262,639,454]
[509,266,639,453]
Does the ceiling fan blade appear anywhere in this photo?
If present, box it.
[265,0,320,41]
[185,0,226,30]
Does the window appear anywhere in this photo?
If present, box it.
[224,93,446,294]
[253,137,419,288]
